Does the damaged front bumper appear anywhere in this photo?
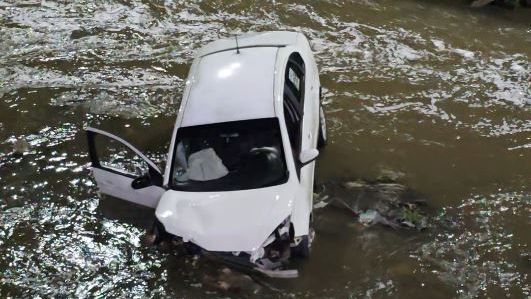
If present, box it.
[176,217,300,278]
[218,217,298,278]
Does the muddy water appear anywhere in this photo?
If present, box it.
[1,0,530,297]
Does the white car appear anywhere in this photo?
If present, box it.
[86,31,327,275]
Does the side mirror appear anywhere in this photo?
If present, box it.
[299,149,319,166]
[131,174,152,189]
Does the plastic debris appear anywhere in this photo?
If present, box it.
[313,199,329,209]
[358,210,379,226]
[255,268,298,279]
[342,180,367,189]
[401,221,416,228]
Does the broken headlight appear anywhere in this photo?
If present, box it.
[250,217,291,265]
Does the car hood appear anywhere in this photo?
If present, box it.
[155,184,294,252]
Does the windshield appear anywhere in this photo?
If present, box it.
[170,118,288,192]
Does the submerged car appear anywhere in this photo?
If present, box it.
[86,31,327,276]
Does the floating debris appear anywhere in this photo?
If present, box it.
[358,210,379,225]
[313,195,330,209]
[315,178,429,230]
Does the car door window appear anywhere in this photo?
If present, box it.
[285,54,305,104]
[93,134,149,177]
[283,53,305,178]
[284,102,300,149]
[87,127,163,184]
[86,127,165,208]
[288,67,301,92]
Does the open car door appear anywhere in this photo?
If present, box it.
[86,127,165,208]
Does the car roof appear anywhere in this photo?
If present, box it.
[196,31,299,57]
[180,47,279,127]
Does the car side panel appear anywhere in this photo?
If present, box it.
[276,38,320,237]
[296,36,320,236]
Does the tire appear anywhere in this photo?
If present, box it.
[292,235,311,258]
[317,105,327,148]
[151,218,168,245]
[291,227,314,258]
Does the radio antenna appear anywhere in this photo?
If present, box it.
[235,35,240,54]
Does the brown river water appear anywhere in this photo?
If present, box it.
[1,0,530,297]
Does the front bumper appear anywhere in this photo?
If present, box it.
[165,218,299,278]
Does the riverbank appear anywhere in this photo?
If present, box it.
[470,0,531,8]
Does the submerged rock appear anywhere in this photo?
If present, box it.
[70,27,104,39]
[470,0,529,8]
[12,137,30,157]
[376,168,406,182]
[203,267,262,294]
[471,0,495,7]
[341,180,367,189]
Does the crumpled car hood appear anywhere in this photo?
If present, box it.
[155,184,293,252]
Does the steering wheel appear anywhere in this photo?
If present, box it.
[249,146,279,158]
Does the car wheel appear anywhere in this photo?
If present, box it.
[291,227,315,258]
[151,218,168,245]
[317,105,327,148]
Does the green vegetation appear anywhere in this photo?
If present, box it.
[401,207,424,225]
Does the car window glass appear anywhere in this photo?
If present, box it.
[288,67,300,91]
[284,105,298,148]
[283,92,303,178]
[283,53,306,178]
[171,118,288,192]
[94,134,148,176]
